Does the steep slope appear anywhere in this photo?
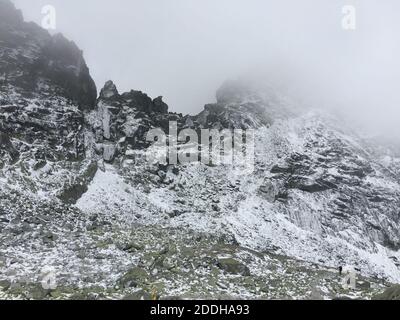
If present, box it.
[78,80,400,282]
[0,0,98,204]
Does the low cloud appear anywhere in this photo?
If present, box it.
[12,0,400,137]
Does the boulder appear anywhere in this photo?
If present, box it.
[118,267,149,288]
[99,80,119,99]
[216,258,251,276]
[0,279,11,291]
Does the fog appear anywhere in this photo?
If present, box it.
[12,0,400,137]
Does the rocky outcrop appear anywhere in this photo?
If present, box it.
[99,80,118,99]
[0,0,23,26]
[195,87,271,129]
[217,258,251,276]
[88,81,184,162]
[194,79,295,129]
[0,101,86,163]
[0,132,19,165]
[0,0,97,164]
[0,0,97,109]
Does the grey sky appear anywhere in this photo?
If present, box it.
[11,0,400,136]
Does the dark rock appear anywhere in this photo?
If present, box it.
[152,96,168,113]
[0,279,11,291]
[120,242,144,253]
[167,210,183,218]
[28,284,50,300]
[99,80,119,99]
[57,162,98,204]
[216,258,251,276]
[40,33,97,109]
[118,267,149,288]
[373,285,400,300]
[0,132,19,163]
[270,165,292,174]
[0,3,97,109]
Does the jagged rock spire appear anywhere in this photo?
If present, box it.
[99,80,119,99]
[152,96,168,113]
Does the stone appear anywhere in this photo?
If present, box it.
[118,267,149,288]
[49,289,63,299]
[167,210,183,218]
[28,284,50,300]
[152,96,168,113]
[99,80,119,99]
[0,279,11,291]
[0,3,97,110]
[120,242,144,252]
[216,258,251,276]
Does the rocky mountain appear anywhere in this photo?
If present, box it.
[0,0,96,108]
[0,0,399,299]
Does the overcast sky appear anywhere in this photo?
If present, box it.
[11,0,400,136]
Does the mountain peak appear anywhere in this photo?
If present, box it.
[152,96,169,113]
[99,80,119,99]
[215,79,255,104]
[0,0,23,26]
[0,1,97,110]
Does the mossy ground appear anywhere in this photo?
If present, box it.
[0,221,392,300]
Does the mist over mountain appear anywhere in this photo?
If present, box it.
[11,0,400,138]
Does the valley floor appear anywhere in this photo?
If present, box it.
[0,203,391,300]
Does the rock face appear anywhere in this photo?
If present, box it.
[0,0,97,109]
[78,75,400,283]
[0,0,97,169]
[1,0,400,299]
[0,0,96,207]
[87,80,183,162]
[217,258,251,276]
[195,81,272,129]
[0,0,23,26]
